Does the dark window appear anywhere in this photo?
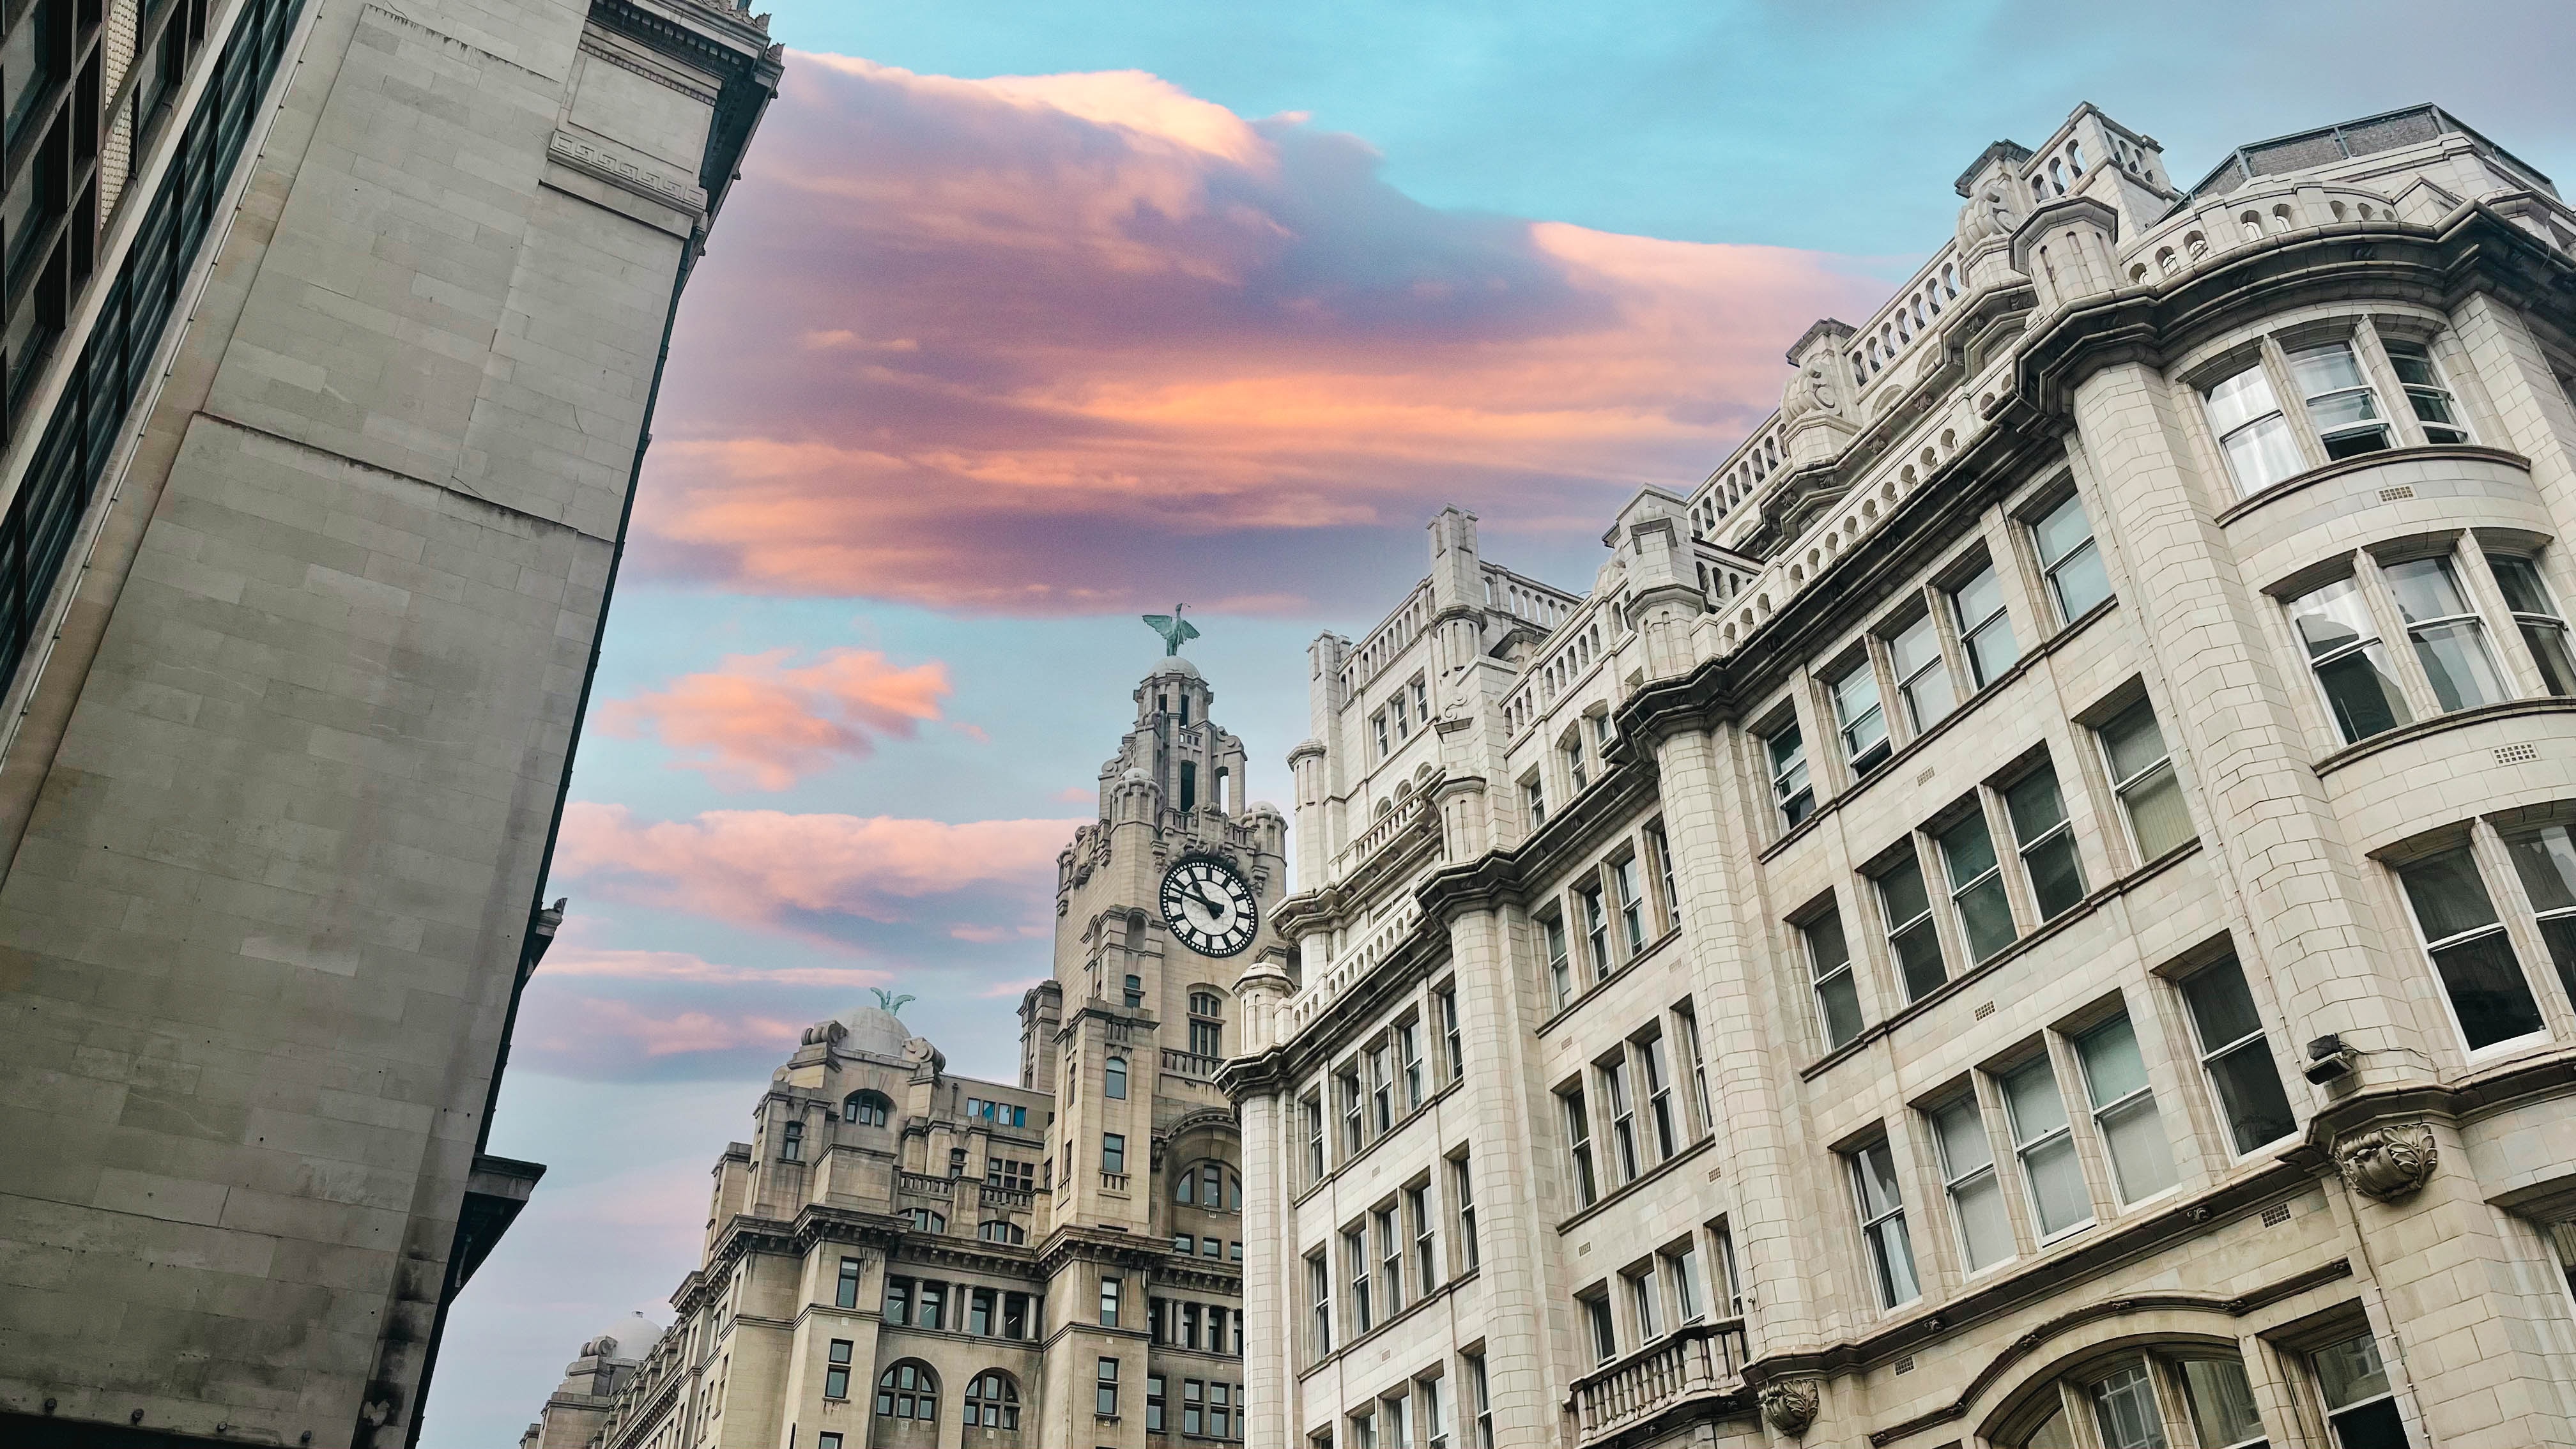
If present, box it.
[875,1361,937,1421]
[824,1339,852,1400]
[965,1370,1020,1429]
[835,1256,860,1309]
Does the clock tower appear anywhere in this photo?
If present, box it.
[1018,650,1289,1448]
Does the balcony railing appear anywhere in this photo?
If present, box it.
[1161,1047,1222,1081]
[979,1183,1036,1211]
[1101,1172,1131,1194]
[896,1171,954,1197]
[1567,1319,1749,1445]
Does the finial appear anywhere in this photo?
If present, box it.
[870,987,915,1015]
[1142,603,1201,657]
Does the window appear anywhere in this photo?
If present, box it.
[986,1158,1036,1192]
[2033,492,2111,623]
[1126,973,1145,1009]
[1564,732,1589,792]
[876,1362,937,1421]
[1002,1291,1031,1339]
[1562,1085,1598,1206]
[1102,1132,1126,1175]
[1627,1264,1660,1342]
[1096,1358,1119,1417]
[1419,1376,1446,1449]
[1439,988,1463,1080]
[1830,657,1892,775]
[2204,359,2303,494]
[1100,1275,1122,1326]
[845,1091,891,1127]
[1184,1378,1204,1436]
[1340,1068,1364,1154]
[2315,1330,2410,1447]
[824,1338,853,1399]
[1105,1054,1129,1098]
[1649,824,1681,931]
[2179,1358,2266,1449]
[907,1208,946,1233]
[1602,1052,1641,1183]
[1639,1032,1678,1160]
[2075,1015,2177,1203]
[1190,992,1225,1057]
[1768,720,1816,826]
[1147,1375,1167,1432]
[836,1256,861,1308]
[969,1287,995,1334]
[780,1121,803,1161]
[1307,1252,1333,1356]
[2287,576,2412,743]
[916,1282,946,1330]
[2179,958,2297,1154]
[2003,1054,2091,1238]
[1890,612,1955,732]
[2005,763,2086,921]
[1804,906,1863,1049]
[1304,1092,1327,1183]
[1931,1094,2013,1272]
[1353,1409,1378,1449]
[1849,1139,1920,1308]
[884,1276,912,1326]
[1939,808,2018,964]
[1346,1228,1373,1335]
[965,1371,1019,1429]
[2385,339,2465,444]
[1173,1233,1195,1256]
[1376,711,1391,757]
[1581,882,1612,981]
[1951,562,2020,688]
[2504,822,2576,1008]
[1668,1243,1705,1322]
[1415,677,1431,725]
[1715,1225,1744,1316]
[2382,554,2506,711]
[1543,912,1572,1007]
[1369,1045,1393,1133]
[2489,553,2576,695]
[2090,1360,2166,1449]
[2289,340,2390,459]
[2395,847,2545,1051]
[1399,1020,1424,1109]
[1377,1206,1405,1316]
[1407,1183,1436,1294]
[1878,852,1950,1000]
[1175,1161,1238,1209]
[1583,1291,1617,1363]
[1452,1153,1480,1269]
[1524,775,1546,827]
[819,1435,842,1449]
[1613,856,1646,953]
[2099,698,2194,859]
[1384,1392,1411,1449]
[1677,1005,1712,1134]
[1468,1353,1493,1449]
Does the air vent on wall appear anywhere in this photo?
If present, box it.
[2378,486,2415,502]
[2497,743,2538,765]
[2260,1203,2292,1228]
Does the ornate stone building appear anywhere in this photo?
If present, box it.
[531,657,1288,1449]
[1225,103,2576,1449]
[0,0,778,1444]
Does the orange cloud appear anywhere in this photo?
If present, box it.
[529,997,804,1058]
[540,946,893,989]
[598,648,951,790]
[552,802,1078,937]
[638,54,1882,612]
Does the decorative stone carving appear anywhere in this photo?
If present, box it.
[2333,1121,2439,1201]
[1759,1379,1821,1437]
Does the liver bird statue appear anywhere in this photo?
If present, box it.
[870,986,914,1015]
[1142,603,1200,656]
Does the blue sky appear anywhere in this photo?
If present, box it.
[424,4,2576,1440]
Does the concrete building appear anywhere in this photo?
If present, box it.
[533,658,1285,1449]
[0,0,778,1443]
[1225,103,2576,1449]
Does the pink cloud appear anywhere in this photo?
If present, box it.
[532,997,804,1058]
[553,802,1078,936]
[541,946,893,990]
[638,54,1882,613]
[598,648,951,790]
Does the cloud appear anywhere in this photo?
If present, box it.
[637,54,1880,613]
[530,997,804,1059]
[598,648,951,789]
[540,946,894,990]
[551,802,1078,939]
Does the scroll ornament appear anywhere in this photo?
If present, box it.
[2333,1121,2438,1202]
[1759,1379,1821,1436]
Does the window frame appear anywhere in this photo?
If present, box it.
[2030,489,2111,625]
[1827,652,1893,777]
[2487,550,2576,697]
[1875,847,1951,1002]
[2392,841,2549,1057]
[1848,1137,1920,1310]
[2174,955,2298,1159]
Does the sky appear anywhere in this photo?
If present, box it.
[424,3,2576,1438]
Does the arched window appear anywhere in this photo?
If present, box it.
[979,1220,1025,1245]
[1188,991,1225,1057]
[1173,1159,1242,1212]
[1105,1055,1129,1100]
[907,1208,946,1232]
[965,1370,1022,1429]
[1123,974,1143,1009]
[877,1361,939,1421]
[1994,1346,2264,1449]
[845,1091,892,1127]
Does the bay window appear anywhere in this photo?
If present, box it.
[2385,339,2467,444]
[2288,339,2391,458]
[2382,554,2506,711]
[2488,553,2576,696]
[2396,846,2546,1052]
[2503,821,2576,1006]
[2204,360,2304,494]
[2287,576,2412,744]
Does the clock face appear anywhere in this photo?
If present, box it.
[1159,857,1259,958]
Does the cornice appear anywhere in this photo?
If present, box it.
[1034,1223,1179,1279]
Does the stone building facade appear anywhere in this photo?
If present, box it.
[535,658,1288,1449]
[0,0,778,1444]
[1225,103,2576,1449]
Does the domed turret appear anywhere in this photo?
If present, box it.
[582,1309,665,1363]
[830,1005,912,1060]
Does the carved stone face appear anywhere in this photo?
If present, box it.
[2333,1122,2439,1201]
